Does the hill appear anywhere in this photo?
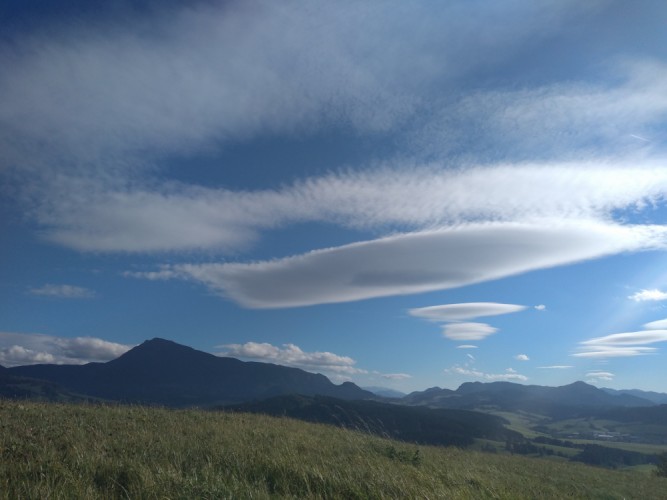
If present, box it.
[602,388,667,405]
[403,381,653,418]
[229,394,517,447]
[1,400,665,499]
[6,338,372,406]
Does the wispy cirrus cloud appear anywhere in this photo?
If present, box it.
[31,163,667,253]
[0,332,132,367]
[29,284,96,299]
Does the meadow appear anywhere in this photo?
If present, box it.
[1,400,666,499]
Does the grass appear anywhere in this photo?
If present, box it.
[1,400,666,499]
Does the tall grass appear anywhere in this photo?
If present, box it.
[0,400,664,498]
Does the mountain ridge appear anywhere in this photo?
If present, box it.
[401,380,654,418]
[6,337,373,406]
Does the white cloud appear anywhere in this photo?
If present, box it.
[29,284,96,299]
[2,1,667,266]
[446,365,528,382]
[456,345,478,349]
[442,323,498,341]
[537,365,573,369]
[534,304,546,311]
[381,373,412,381]
[409,302,526,322]
[514,354,529,361]
[0,332,132,367]
[645,318,667,330]
[1,1,601,173]
[581,330,667,346]
[586,371,615,383]
[466,354,476,361]
[573,347,657,358]
[218,342,366,375]
[148,219,667,308]
[628,289,667,302]
[413,60,667,162]
[28,163,667,253]
[574,329,667,358]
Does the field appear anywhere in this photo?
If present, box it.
[1,400,666,499]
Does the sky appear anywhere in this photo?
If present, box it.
[2,0,667,393]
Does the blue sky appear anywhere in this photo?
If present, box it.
[2,0,667,393]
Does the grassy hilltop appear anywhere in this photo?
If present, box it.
[1,400,665,499]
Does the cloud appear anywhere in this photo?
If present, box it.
[409,302,526,322]
[140,219,667,308]
[573,347,657,358]
[534,304,546,311]
[442,323,498,341]
[574,329,667,358]
[446,365,528,382]
[1,1,604,172]
[381,373,412,381]
[218,342,365,375]
[537,365,573,369]
[456,345,478,349]
[628,289,667,302]
[412,60,667,162]
[644,318,667,330]
[586,371,614,383]
[2,1,667,263]
[581,330,667,346]
[27,163,667,254]
[0,332,132,367]
[514,354,529,361]
[29,284,96,299]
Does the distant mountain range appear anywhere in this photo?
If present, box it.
[6,338,372,406]
[362,386,407,398]
[402,380,655,419]
[3,338,667,426]
[601,387,667,405]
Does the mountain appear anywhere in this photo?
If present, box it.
[229,394,519,447]
[602,387,667,405]
[363,386,406,398]
[401,381,654,418]
[6,338,373,406]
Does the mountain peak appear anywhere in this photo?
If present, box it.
[107,337,217,369]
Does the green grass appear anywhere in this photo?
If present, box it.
[1,400,666,499]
